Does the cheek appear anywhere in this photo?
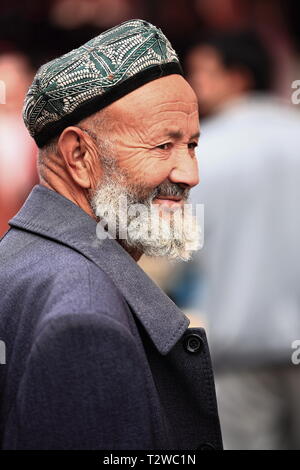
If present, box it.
[141,162,171,188]
[136,158,172,188]
[119,150,172,187]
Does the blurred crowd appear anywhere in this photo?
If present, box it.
[1,0,300,450]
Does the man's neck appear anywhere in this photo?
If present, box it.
[40,179,96,221]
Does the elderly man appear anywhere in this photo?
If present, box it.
[0,20,222,450]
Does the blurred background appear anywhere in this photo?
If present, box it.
[1,0,300,450]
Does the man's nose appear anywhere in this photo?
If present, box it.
[169,153,199,189]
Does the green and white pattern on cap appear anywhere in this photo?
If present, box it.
[23,19,183,147]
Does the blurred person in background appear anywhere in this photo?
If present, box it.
[0,51,38,237]
[194,0,298,100]
[185,31,300,449]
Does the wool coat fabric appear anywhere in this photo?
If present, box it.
[0,185,222,450]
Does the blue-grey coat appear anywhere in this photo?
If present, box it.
[0,185,222,450]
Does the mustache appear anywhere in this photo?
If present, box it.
[151,181,190,201]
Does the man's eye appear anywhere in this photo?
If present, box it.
[157,143,171,150]
[188,142,198,150]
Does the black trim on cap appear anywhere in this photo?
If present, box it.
[35,62,183,148]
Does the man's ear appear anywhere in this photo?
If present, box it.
[57,126,100,189]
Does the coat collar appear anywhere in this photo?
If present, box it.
[9,185,190,355]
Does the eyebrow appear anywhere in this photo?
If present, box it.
[164,130,201,140]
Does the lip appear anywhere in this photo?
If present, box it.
[153,197,184,208]
[155,196,182,202]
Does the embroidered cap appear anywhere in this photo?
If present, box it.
[23,19,183,148]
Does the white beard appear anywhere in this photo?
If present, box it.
[91,178,201,261]
[90,159,201,261]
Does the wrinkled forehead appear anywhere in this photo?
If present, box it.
[107,74,199,123]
